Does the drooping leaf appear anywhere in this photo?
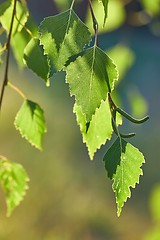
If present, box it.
[24,38,50,85]
[11,15,38,68]
[14,100,47,150]
[86,0,125,34]
[39,9,91,75]
[0,156,29,217]
[0,0,29,35]
[98,0,109,26]
[66,46,118,122]
[74,99,113,159]
[103,137,145,216]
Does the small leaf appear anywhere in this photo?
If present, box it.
[0,0,29,35]
[0,156,29,217]
[24,38,50,85]
[98,0,109,26]
[74,99,113,159]
[66,46,118,122]
[11,15,38,69]
[103,138,145,216]
[39,9,91,74]
[14,100,47,150]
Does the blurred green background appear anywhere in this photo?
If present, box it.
[0,0,160,239]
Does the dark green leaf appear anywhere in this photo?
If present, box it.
[24,38,50,85]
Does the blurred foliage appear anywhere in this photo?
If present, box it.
[144,184,160,240]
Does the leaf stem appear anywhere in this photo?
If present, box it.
[116,107,149,124]
[70,0,76,9]
[108,93,135,140]
[88,0,98,46]
[8,82,26,100]
[0,0,17,112]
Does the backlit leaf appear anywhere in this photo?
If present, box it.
[98,0,109,26]
[74,99,113,159]
[0,0,29,35]
[103,138,145,216]
[0,156,29,217]
[39,9,91,74]
[14,100,47,150]
[66,46,118,122]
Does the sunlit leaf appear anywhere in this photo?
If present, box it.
[39,9,91,75]
[24,38,50,85]
[66,46,118,122]
[14,100,47,150]
[74,99,113,159]
[86,0,125,33]
[98,0,109,26]
[103,137,145,216]
[0,0,29,35]
[0,156,29,217]
[0,0,11,17]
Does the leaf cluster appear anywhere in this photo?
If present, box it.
[0,0,149,216]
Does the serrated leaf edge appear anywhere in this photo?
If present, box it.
[114,145,145,217]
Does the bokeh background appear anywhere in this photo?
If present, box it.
[0,0,160,239]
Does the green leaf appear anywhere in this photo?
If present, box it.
[103,138,145,216]
[14,100,47,150]
[66,46,118,122]
[0,156,29,217]
[39,9,91,74]
[0,0,29,35]
[0,0,11,17]
[24,38,50,85]
[98,0,109,26]
[74,99,113,159]
[86,0,125,33]
[11,15,38,69]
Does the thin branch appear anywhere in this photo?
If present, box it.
[8,82,26,100]
[88,0,98,46]
[0,0,17,112]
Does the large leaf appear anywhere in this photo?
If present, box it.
[0,156,29,216]
[74,99,113,159]
[66,46,118,122]
[98,0,109,26]
[39,9,91,74]
[14,100,47,150]
[24,38,50,85]
[103,137,145,216]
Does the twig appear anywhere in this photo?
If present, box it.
[8,82,26,100]
[88,0,98,46]
[0,0,17,111]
